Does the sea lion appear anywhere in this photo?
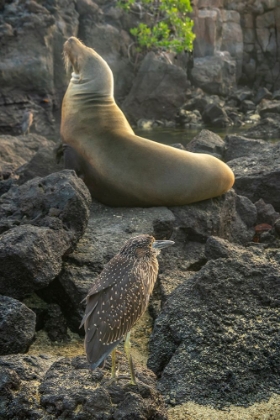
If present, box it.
[61,37,235,207]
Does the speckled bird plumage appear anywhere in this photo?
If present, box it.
[80,235,164,370]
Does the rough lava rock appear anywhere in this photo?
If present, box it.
[242,114,280,140]
[0,295,36,355]
[191,52,236,96]
[0,170,91,299]
[228,143,280,211]
[17,145,65,185]
[40,355,167,419]
[122,51,190,123]
[0,354,56,419]
[0,353,167,419]
[0,134,54,178]
[0,225,70,299]
[201,103,232,127]
[186,129,225,159]
[148,236,280,408]
[224,134,270,161]
[254,199,280,226]
[0,0,79,136]
[149,191,258,310]
[0,169,91,240]
[169,189,257,246]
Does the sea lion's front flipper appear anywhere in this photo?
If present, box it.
[64,144,87,180]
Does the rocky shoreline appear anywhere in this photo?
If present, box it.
[0,114,280,418]
[0,0,280,418]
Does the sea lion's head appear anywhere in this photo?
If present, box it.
[63,37,113,97]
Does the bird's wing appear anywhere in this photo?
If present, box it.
[82,259,153,367]
[79,255,132,327]
[86,255,128,297]
[83,288,122,368]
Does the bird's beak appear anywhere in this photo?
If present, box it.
[152,240,175,249]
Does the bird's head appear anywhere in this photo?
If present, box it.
[119,234,174,259]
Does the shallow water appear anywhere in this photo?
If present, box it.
[135,124,252,148]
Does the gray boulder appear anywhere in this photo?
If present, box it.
[0,295,36,355]
[0,134,54,178]
[0,170,91,239]
[201,103,232,127]
[150,191,257,309]
[0,225,69,299]
[254,198,280,225]
[228,143,280,211]
[258,100,280,117]
[0,0,79,136]
[169,189,257,245]
[122,51,189,123]
[148,237,280,407]
[254,87,272,104]
[179,91,215,114]
[242,114,280,139]
[191,52,236,96]
[0,170,91,299]
[231,87,254,103]
[17,145,64,185]
[224,134,270,161]
[186,129,225,159]
[240,99,256,113]
[272,89,280,100]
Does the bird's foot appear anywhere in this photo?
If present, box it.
[105,373,137,386]
[117,374,137,386]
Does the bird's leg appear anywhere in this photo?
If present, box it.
[124,331,137,385]
[111,348,118,380]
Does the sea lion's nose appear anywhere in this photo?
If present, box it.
[64,37,78,51]
[67,37,76,44]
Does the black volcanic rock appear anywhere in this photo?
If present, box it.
[0,295,36,355]
[0,170,91,299]
[148,238,280,407]
[0,353,167,419]
[228,143,280,212]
